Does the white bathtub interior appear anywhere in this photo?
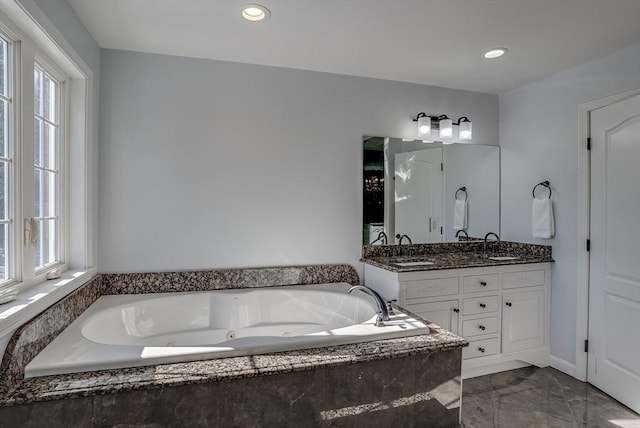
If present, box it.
[25,283,430,378]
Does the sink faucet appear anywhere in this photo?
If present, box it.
[395,234,412,257]
[455,230,469,241]
[374,231,388,245]
[483,232,500,255]
[347,285,390,327]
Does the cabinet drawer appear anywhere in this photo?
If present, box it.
[463,338,500,359]
[502,270,545,289]
[463,274,499,293]
[462,316,499,337]
[463,295,498,315]
[406,277,459,300]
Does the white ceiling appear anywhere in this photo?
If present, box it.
[67,0,640,94]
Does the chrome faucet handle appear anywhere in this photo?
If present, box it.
[386,299,397,316]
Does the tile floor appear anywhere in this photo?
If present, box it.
[461,367,639,428]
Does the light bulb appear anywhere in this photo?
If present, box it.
[417,115,431,137]
[483,48,507,59]
[459,120,472,140]
[439,118,453,138]
[242,5,270,21]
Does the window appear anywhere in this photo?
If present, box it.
[33,65,63,271]
[0,19,77,294]
[0,2,94,326]
[0,35,11,282]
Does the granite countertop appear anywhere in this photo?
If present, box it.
[0,320,466,407]
[361,242,554,273]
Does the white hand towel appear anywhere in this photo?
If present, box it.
[532,197,555,238]
[453,199,467,231]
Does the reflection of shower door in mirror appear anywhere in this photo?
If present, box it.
[394,148,443,243]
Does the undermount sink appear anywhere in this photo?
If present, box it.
[394,261,435,267]
[488,256,520,261]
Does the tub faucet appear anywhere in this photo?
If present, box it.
[455,230,469,241]
[483,232,500,255]
[395,234,412,257]
[347,285,390,327]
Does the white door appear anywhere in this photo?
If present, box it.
[394,148,443,243]
[588,93,640,413]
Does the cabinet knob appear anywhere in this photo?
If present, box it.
[478,325,486,330]
[479,303,486,309]
[505,302,512,307]
[478,347,485,353]
[453,308,460,313]
[480,281,487,286]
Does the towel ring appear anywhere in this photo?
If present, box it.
[455,187,467,201]
[532,181,552,199]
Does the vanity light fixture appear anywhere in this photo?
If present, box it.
[413,113,472,141]
[242,4,271,21]
[483,48,507,59]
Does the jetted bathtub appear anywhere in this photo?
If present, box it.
[25,283,430,377]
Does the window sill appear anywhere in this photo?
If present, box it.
[0,267,98,339]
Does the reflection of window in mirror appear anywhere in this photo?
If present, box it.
[363,137,385,244]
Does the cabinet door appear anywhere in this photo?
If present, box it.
[405,300,459,334]
[502,290,544,353]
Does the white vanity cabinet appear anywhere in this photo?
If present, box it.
[364,262,551,378]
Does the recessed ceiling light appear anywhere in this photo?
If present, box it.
[483,48,508,59]
[242,4,270,22]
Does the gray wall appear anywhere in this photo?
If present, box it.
[500,43,640,366]
[98,49,498,273]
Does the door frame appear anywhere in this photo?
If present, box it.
[575,87,640,381]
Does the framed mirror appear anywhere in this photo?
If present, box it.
[363,136,500,244]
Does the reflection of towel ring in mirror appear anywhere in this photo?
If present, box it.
[532,181,552,199]
[455,187,467,201]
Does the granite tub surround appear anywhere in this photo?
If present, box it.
[0,275,103,397]
[101,263,360,294]
[0,348,463,428]
[0,320,464,405]
[0,264,359,401]
[361,241,553,272]
[0,324,467,427]
[0,262,467,428]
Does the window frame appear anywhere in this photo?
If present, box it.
[0,13,80,295]
[0,24,18,288]
[0,1,96,339]
[32,57,68,275]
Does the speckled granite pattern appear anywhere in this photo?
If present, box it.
[0,264,466,409]
[362,240,552,259]
[0,276,103,397]
[101,264,359,294]
[362,241,553,272]
[1,319,465,407]
[0,263,469,426]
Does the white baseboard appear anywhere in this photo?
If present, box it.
[463,360,531,379]
[550,355,576,378]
